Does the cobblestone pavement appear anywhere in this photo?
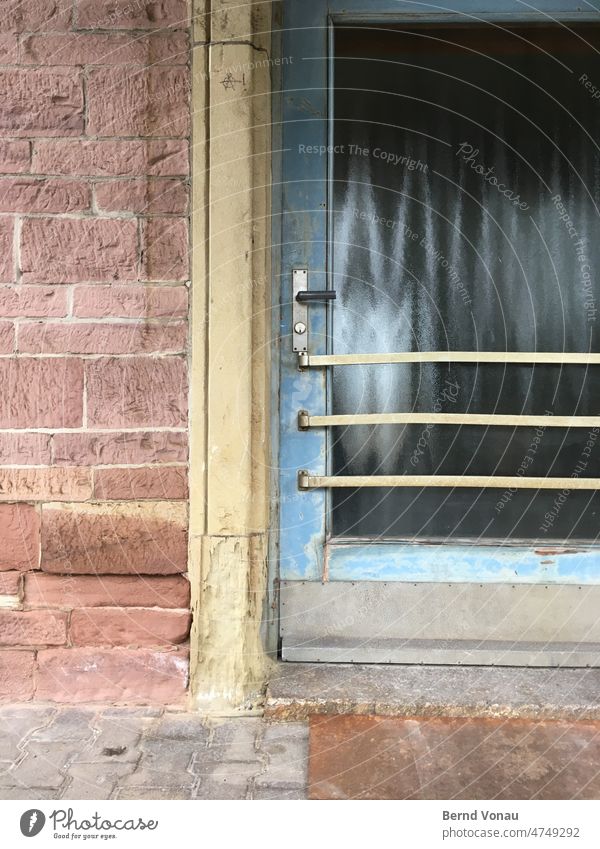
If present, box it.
[0,705,308,800]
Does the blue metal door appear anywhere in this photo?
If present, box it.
[275,0,600,664]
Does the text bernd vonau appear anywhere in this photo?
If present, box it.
[443,811,519,821]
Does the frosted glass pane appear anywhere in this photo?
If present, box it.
[331,25,600,539]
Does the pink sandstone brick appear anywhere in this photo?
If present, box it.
[95,178,188,214]
[94,466,188,500]
[19,321,187,354]
[41,504,188,574]
[0,609,66,646]
[52,431,188,466]
[76,0,190,31]
[0,286,68,318]
[0,610,67,646]
[0,177,90,213]
[0,68,83,137]
[0,322,15,354]
[0,468,92,502]
[73,285,188,319]
[0,504,40,573]
[1,1,72,34]
[32,139,189,176]
[0,36,19,64]
[86,67,190,137]
[0,650,35,700]
[20,218,139,284]
[0,141,31,174]
[0,433,52,465]
[142,218,189,281]
[25,573,190,609]
[0,572,22,599]
[86,357,187,428]
[70,607,190,647]
[36,646,188,704]
[0,219,14,283]
[22,31,188,65]
[0,358,84,427]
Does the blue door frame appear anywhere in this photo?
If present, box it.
[275,0,600,598]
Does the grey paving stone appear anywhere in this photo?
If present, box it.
[62,764,137,800]
[0,761,13,780]
[0,786,62,800]
[208,760,263,782]
[29,709,96,744]
[74,715,148,764]
[252,784,307,800]
[262,721,309,748]
[137,738,197,771]
[0,708,312,802]
[4,743,77,790]
[146,714,211,744]
[195,778,250,800]
[207,719,261,762]
[117,785,194,800]
[119,766,196,789]
[261,721,309,784]
[101,707,163,719]
[0,705,56,721]
[0,736,25,761]
[0,707,56,741]
[121,739,198,787]
[254,770,306,790]
[121,770,190,789]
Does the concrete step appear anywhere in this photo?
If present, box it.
[265,663,600,721]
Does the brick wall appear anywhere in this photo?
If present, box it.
[0,0,191,704]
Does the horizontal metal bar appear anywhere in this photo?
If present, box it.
[298,351,600,367]
[299,411,600,428]
[298,472,600,490]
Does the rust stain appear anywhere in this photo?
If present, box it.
[534,548,583,556]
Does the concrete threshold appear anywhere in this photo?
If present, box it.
[265,663,600,721]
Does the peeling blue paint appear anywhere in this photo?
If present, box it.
[278,5,329,580]
[328,543,600,583]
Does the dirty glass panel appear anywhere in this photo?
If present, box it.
[331,25,600,539]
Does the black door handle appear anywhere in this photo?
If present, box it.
[296,290,337,302]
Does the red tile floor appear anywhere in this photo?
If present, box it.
[309,715,600,800]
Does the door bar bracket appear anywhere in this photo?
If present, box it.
[292,269,337,353]
[292,268,308,353]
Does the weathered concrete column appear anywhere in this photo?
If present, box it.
[189,0,273,712]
